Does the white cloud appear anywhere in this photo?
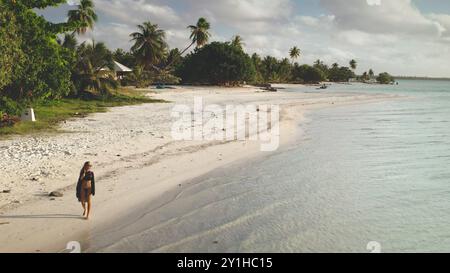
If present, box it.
[66,0,78,6]
[95,0,181,26]
[428,13,450,38]
[296,15,335,28]
[183,0,293,22]
[42,0,450,77]
[336,30,398,46]
[319,0,443,37]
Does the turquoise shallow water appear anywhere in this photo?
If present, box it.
[272,80,450,252]
[94,80,450,253]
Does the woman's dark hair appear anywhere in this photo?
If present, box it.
[79,161,91,180]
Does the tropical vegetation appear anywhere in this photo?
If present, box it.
[67,0,98,35]
[0,0,160,133]
[289,47,301,63]
[291,64,326,83]
[187,18,211,50]
[377,72,395,84]
[231,35,245,50]
[0,0,395,132]
[130,22,167,71]
[1,0,75,116]
[176,42,256,85]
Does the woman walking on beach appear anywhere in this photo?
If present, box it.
[76,162,96,220]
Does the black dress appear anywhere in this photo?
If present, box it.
[76,171,96,202]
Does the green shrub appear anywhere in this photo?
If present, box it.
[377,72,395,84]
[0,96,23,116]
[0,4,25,91]
[176,42,256,85]
[292,64,326,83]
[0,1,75,109]
[328,66,355,82]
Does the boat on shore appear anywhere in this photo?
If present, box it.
[317,84,328,90]
[257,83,278,92]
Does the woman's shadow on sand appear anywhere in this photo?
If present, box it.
[0,214,84,220]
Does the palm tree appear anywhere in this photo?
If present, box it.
[130,22,167,70]
[189,18,211,48]
[289,46,301,63]
[164,18,211,70]
[369,69,375,78]
[127,65,152,88]
[165,48,182,67]
[231,35,244,50]
[67,0,98,35]
[73,41,118,96]
[349,59,357,70]
[261,56,279,82]
[57,33,78,50]
[313,59,329,78]
[61,33,78,50]
[113,48,136,68]
[180,17,211,55]
[279,58,292,82]
[251,53,263,82]
[362,71,369,81]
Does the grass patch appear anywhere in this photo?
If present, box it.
[0,88,167,138]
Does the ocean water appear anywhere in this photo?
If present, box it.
[95,80,450,253]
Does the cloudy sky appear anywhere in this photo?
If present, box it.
[40,0,450,77]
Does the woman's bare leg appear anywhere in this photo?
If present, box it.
[81,192,86,216]
[86,195,92,220]
[81,202,86,216]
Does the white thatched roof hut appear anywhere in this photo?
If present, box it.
[113,61,132,73]
[100,61,132,79]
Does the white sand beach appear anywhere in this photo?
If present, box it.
[0,85,399,252]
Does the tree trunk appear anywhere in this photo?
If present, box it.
[163,41,195,71]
